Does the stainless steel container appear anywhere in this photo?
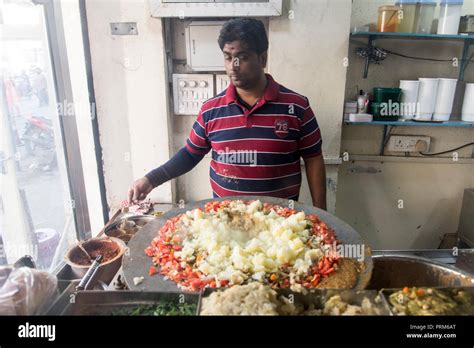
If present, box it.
[367,254,474,289]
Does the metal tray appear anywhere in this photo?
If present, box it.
[122,196,373,293]
[104,215,156,244]
[381,286,474,316]
[198,287,391,316]
[47,287,199,316]
[367,254,474,289]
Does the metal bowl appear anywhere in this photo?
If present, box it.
[104,215,155,244]
[367,254,474,289]
[64,237,126,284]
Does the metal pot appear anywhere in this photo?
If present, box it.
[367,254,474,289]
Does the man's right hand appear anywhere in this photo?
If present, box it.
[127,176,154,204]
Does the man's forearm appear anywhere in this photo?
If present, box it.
[145,147,204,187]
[303,154,327,210]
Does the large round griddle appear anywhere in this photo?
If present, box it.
[122,196,373,293]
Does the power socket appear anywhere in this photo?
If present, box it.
[387,135,431,152]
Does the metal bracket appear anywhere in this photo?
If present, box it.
[459,39,473,81]
[363,37,376,79]
[110,22,138,36]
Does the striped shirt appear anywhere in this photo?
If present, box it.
[185,74,322,200]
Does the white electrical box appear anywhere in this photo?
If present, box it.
[185,21,225,71]
[149,0,282,18]
[216,74,230,94]
[173,74,214,115]
[387,135,431,152]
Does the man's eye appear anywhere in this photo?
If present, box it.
[224,56,232,61]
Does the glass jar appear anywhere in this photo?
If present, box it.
[377,5,402,32]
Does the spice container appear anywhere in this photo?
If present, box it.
[437,0,464,35]
[377,6,402,32]
[396,0,418,32]
[414,0,437,33]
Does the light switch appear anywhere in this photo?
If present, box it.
[173,74,214,115]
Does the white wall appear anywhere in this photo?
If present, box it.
[85,0,173,213]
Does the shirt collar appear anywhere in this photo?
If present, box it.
[224,73,279,105]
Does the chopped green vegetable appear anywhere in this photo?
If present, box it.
[111,302,197,316]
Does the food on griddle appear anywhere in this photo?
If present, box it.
[70,239,121,266]
[111,302,196,316]
[145,200,361,292]
[200,283,383,316]
[388,287,474,315]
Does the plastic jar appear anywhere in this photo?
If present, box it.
[437,0,463,35]
[396,0,418,33]
[377,6,401,32]
[414,0,437,34]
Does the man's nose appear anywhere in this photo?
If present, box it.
[231,58,240,71]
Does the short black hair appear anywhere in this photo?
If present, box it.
[218,18,268,55]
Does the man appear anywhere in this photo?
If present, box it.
[128,18,327,209]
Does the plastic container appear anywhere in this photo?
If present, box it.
[373,87,402,103]
[396,0,418,33]
[371,102,400,121]
[414,0,436,34]
[415,78,439,120]
[437,0,463,35]
[459,15,474,34]
[433,78,457,121]
[461,83,474,122]
[377,6,401,32]
[399,80,420,119]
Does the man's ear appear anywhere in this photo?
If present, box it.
[259,51,268,68]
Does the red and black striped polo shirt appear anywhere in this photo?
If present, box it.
[185,74,322,200]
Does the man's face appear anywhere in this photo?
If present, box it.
[222,40,266,90]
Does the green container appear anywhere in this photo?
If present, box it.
[371,102,400,121]
[373,87,402,104]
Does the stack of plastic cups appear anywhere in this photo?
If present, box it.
[399,80,420,119]
[461,83,474,122]
[415,78,439,120]
[433,78,458,121]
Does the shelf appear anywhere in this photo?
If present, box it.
[351,32,474,41]
[350,32,474,81]
[345,120,474,127]
[345,119,474,156]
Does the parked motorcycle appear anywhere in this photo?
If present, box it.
[21,116,57,171]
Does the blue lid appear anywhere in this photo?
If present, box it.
[395,0,417,4]
[440,0,464,4]
[417,0,437,4]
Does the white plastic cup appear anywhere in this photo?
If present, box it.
[461,83,474,122]
[433,78,458,121]
[399,80,419,119]
[415,78,439,120]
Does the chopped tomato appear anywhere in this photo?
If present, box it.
[149,266,158,276]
